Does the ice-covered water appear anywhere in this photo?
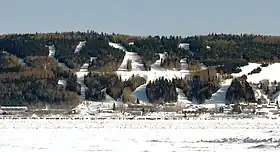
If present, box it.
[0,119,280,152]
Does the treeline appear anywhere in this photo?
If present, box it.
[146,68,219,104]
[84,73,146,102]
[2,32,280,72]
[0,32,125,71]
[0,54,80,107]
[226,75,256,104]
[2,31,280,106]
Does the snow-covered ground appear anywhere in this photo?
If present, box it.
[151,52,167,71]
[133,84,149,103]
[204,79,232,107]
[246,63,280,83]
[73,99,122,116]
[180,58,188,72]
[76,70,89,99]
[47,45,70,70]
[58,80,67,87]
[176,88,194,106]
[74,41,86,54]
[109,42,127,52]
[0,119,280,152]
[232,63,261,78]
[47,45,56,57]
[201,63,267,107]
[118,51,145,71]
[17,58,26,66]
[111,42,190,82]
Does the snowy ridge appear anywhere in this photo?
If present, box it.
[74,41,86,54]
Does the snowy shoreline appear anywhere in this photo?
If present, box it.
[0,113,276,121]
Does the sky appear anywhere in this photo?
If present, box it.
[0,0,279,36]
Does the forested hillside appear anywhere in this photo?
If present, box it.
[0,31,279,106]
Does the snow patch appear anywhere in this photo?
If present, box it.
[74,41,86,54]
[47,45,56,57]
[58,80,67,87]
[246,63,280,84]
[204,79,232,106]
[232,63,261,78]
[118,51,145,71]
[109,42,127,52]
[176,88,193,106]
[76,63,90,99]
[180,58,188,72]
[18,58,26,66]
[150,52,168,71]
[133,84,149,103]
[178,43,190,50]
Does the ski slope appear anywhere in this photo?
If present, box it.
[74,41,86,54]
[132,84,149,103]
[150,52,167,71]
[118,51,146,71]
[246,63,280,83]
[176,88,194,106]
[204,79,232,106]
[231,63,261,78]
[47,45,55,57]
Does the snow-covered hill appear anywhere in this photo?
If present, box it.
[204,79,232,106]
[17,41,280,109]
[232,63,261,78]
[246,63,280,83]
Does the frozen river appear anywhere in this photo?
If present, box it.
[0,119,280,152]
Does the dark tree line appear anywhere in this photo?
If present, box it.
[2,32,280,73]
[84,73,146,102]
[0,54,80,107]
[226,75,256,104]
[145,68,220,104]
